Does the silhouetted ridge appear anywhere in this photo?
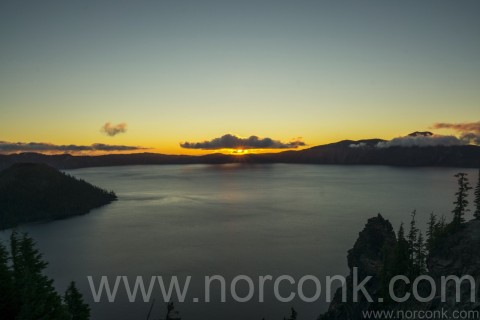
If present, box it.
[0,140,479,169]
[0,163,116,230]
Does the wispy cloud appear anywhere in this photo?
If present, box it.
[0,141,145,153]
[432,121,480,133]
[90,143,144,151]
[101,122,127,136]
[432,121,480,145]
[180,134,306,150]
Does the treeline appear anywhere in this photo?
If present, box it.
[379,170,480,303]
[0,163,117,230]
[0,232,90,320]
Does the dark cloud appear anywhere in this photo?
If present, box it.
[0,141,145,153]
[90,143,144,151]
[180,134,306,150]
[101,122,127,136]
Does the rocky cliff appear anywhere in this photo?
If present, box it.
[320,214,396,319]
[320,216,480,319]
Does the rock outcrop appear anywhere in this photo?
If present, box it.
[321,214,396,319]
[321,216,480,320]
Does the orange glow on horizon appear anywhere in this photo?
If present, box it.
[1,128,435,156]
[230,149,249,155]
[0,146,310,156]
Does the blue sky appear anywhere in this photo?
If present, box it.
[1,0,479,153]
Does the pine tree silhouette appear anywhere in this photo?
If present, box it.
[474,170,480,219]
[452,173,472,224]
[1,232,89,319]
[64,281,90,320]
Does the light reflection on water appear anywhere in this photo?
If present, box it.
[1,164,475,320]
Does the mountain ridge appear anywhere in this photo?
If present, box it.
[0,139,479,170]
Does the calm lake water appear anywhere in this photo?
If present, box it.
[1,164,477,320]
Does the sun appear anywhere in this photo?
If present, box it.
[231,149,249,155]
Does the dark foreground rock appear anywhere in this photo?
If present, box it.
[320,214,396,319]
[320,216,480,320]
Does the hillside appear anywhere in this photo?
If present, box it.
[0,140,479,170]
[0,163,117,230]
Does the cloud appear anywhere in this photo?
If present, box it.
[432,121,480,146]
[349,142,367,148]
[376,135,463,148]
[0,141,145,153]
[101,122,127,136]
[180,134,306,150]
[432,121,480,133]
[90,143,144,151]
[460,132,480,145]
[371,123,480,148]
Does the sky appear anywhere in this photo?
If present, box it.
[0,0,479,154]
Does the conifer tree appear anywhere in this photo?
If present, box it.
[415,231,427,274]
[287,308,297,320]
[165,302,182,320]
[11,233,69,320]
[1,233,89,319]
[394,223,410,275]
[407,211,418,262]
[64,282,90,320]
[379,222,411,303]
[474,169,480,219]
[437,215,446,230]
[398,222,405,240]
[0,241,15,319]
[452,173,472,224]
[426,212,437,251]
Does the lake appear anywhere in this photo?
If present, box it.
[1,164,477,320]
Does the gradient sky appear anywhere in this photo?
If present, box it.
[1,0,479,154]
